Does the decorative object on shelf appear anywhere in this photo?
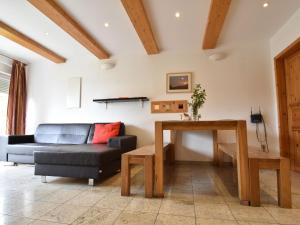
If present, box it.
[166,72,192,93]
[93,97,149,109]
[66,77,81,109]
[181,113,191,121]
[151,100,188,113]
[189,83,207,121]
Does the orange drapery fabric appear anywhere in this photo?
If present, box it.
[6,60,27,135]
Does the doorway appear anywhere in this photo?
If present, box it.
[275,37,300,171]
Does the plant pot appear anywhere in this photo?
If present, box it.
[192,113,201,121]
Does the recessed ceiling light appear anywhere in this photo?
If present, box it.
[104,22,109,28]
[263,2,269,8]
[45,32,49,36]
[175,12,180,18]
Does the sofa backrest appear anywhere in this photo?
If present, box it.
[34,124,92,144]
[87,122,125,144]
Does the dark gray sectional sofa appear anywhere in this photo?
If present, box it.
[0,123,137,185]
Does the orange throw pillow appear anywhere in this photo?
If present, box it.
[92,122,121,144]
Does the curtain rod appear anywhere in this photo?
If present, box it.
[0,53,27,66]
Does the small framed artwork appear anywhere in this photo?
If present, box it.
[151,100,188,113]
[166,72,192,93]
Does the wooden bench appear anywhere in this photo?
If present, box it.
[121,143,172,198]
[217,143,291,208]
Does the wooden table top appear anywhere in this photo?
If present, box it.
[156,120,246,130]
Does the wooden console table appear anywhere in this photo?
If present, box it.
[154,120,250,205]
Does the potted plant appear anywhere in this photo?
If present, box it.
[189,84,207,120]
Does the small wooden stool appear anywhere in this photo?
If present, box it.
[249,155,291,208]
[121,144,172,198]
[121,145,155,198]
[217,143,292,208]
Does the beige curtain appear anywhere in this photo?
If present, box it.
[6,60,27,135]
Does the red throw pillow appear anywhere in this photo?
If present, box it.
[92,122,121,144]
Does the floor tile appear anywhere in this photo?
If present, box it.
[125,198,162,213]
[155,214,195,225]
[13,201,60,219]
[265,207,300,224]
[194,194,225,204]
[95,194,132,210]
[195,203,234,220]
[65,191,106,207]
[165,189,194,202]
[237,221,279,225]
[229,205,275,223]
[20,186,60,202]
[29,220,66,225]
[159,199,195,217]
[2,164,300,225]
[196,218,238,225]
[71,207,121,225]
[0,198,33,215]
[39,189,82,204]
[39,204,90,224]
[0,215,33,225]
[292,195,300,208]
[114,211,156,225]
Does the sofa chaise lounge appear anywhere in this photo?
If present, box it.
[0,123,137,185]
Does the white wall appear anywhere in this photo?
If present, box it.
[271,8,300,58]
[26,39,277,161]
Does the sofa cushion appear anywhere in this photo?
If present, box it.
[92,122,121,144]
[6,143,59,156]
[34,144,121,167]
[34,124,91,144]
[87,122,125,144]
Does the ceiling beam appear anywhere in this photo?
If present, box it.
[202,0,232,49]
[121,0,159,55]
[28,0,110,59]
[0,21,66,63]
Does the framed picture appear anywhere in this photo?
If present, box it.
[166,72,192,93]
[151,100,188,113]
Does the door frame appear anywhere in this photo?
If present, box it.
[275,37,300,160]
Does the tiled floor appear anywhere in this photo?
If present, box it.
[1,163,300,225]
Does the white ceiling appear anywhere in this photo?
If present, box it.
[0,0,299,63]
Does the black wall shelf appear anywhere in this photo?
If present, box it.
[93,97,149,109]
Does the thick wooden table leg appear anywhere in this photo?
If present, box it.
[249,158,260,207]
[144,155,154,198]
[236,121,250,205]
[121,155,130,196]
[213,130,219,166]
[155,121,164,197]
[169,130,176,164]
[278,158,291,208]
[217,148,224,167]
[232,159,238,184]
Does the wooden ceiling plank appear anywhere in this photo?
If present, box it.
[121,0,159,55]
[202,0,232,49]
[0,21,66,63]
[28,0,110,59]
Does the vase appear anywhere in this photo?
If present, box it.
[192,113,201,121]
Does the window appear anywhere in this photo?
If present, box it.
[0,56,12,135]
[0,74,9,134]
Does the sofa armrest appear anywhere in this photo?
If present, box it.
[8,135,35,144]
[108,135,137,153]
[0,136,8,161]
